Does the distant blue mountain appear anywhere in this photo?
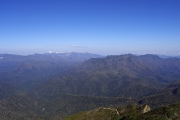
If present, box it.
[157,54,180,59]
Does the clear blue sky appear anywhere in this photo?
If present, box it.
[0,0,180,55]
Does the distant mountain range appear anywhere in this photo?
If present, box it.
[0,52,102,87]
[1,53,180,119]
[157,54,180,59]
[36,54,180,98]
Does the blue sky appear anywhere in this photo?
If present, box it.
[0,0,180,55]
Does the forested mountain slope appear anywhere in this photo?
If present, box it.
[36,54,180,98]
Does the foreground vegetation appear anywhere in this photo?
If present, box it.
[64,103,180,120]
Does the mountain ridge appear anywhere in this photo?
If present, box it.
[35,54,180,99]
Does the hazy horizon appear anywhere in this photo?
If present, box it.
[1,51,180,57]
[1,0,180,56]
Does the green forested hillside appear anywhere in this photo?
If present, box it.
[0,95,136,120]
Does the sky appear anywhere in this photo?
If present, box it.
[0,0,180,55]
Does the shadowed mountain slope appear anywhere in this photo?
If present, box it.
[138,81,180,108]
